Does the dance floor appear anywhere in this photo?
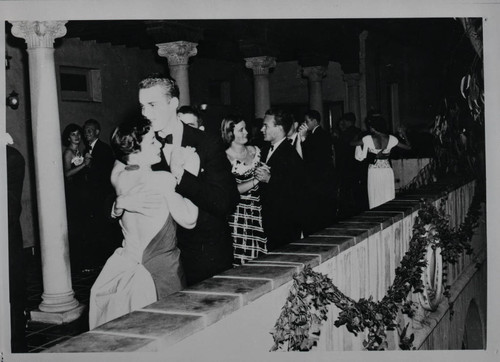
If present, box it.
[23,248,101,353]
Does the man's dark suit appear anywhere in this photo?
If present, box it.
[301,126,336,234]
[260,139,305,251]
[152,124,239,286]
[7,145,27,352]
[83,138,118,266]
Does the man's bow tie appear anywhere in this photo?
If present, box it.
[156,132,173,146]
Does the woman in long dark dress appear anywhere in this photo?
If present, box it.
[61,123,91,271]
[221,116,267,265]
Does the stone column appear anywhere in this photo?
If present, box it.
[245,56,276,119]
[157,41,198,106]
[359,31,369,129]
[343,73,361,128]
[10,21,84,324]
[302,65,327,125]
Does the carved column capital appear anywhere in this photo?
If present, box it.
[157,41,198,66]
[301,65,328,82]
[343,73,361,85]
[10,21,67,48]
[245,56,276,75]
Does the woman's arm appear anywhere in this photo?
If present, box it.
[395,128,412,150]
[350,138,363,146]
[63,149,89,178]
[237,177,259,194]
[161,172,198,229]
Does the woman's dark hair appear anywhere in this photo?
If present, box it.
[62,123,83,147]
[111,117,152,163]
[367,115,388,134]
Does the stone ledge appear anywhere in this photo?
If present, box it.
[45,179,474,353]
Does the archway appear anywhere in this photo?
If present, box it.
[462,299,485,349]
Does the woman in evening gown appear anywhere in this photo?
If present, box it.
[89,117,199,329]
[352,114,411,209]
[61,123,91,272]
[221,116,267,265]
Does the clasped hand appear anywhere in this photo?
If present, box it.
[254,163,271,183]
[115,183,163,216]
[298,123,308,141]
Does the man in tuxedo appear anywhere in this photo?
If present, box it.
[114,74,239,286]
[335,112,367,217]
[82,118,117,268]
[255,108,305,251]
[299,110,336,234]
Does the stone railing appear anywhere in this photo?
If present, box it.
[46,178,482,354]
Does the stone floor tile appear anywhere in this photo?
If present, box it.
[247,252,321,268]
[313,227,369,243]
[214,264,299,290]
[94,310,204,346]
[44,331,157,353]
[276,243,342,264]
[184,278,272,305]
[143,292,241,326]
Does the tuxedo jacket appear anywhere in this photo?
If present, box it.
[260,139,305,250]
[301,126,335,190]
[86,139,115,195]
[301,126,337,233]
[159,124,240,285]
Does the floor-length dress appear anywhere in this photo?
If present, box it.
[63,150,90,271]
[89,213,184,329]
[228,147,267,265]
[358,135,399,209]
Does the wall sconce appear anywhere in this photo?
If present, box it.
[199,103,208,111]
[7,91,19,110]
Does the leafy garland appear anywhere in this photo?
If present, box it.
[270,186,482,351]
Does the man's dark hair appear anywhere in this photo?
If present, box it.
[305,109,321,123]
[84,118,101,131]
[177,105,200,119]
[265,108,295,135]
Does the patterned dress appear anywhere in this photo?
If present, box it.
[228,147,267,265]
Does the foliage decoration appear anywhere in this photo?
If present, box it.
[271,185,482,352]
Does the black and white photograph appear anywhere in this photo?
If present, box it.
[1,1,499,362]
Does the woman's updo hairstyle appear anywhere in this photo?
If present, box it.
[111,117,152,163]
[367,114,388,134]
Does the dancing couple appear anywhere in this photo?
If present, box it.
[89,74,238,329]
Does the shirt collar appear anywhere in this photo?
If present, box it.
[270,136,286,151]
[158,119,184,147]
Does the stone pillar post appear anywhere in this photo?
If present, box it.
[10,21,84,323]
[302,65,327,125]
[157,41,197,106]
[343,73,362,128]
[359,31,369,129]
[245,56,276,119]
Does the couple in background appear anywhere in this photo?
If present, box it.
[61,119,117,272]
[89,74,239,328]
